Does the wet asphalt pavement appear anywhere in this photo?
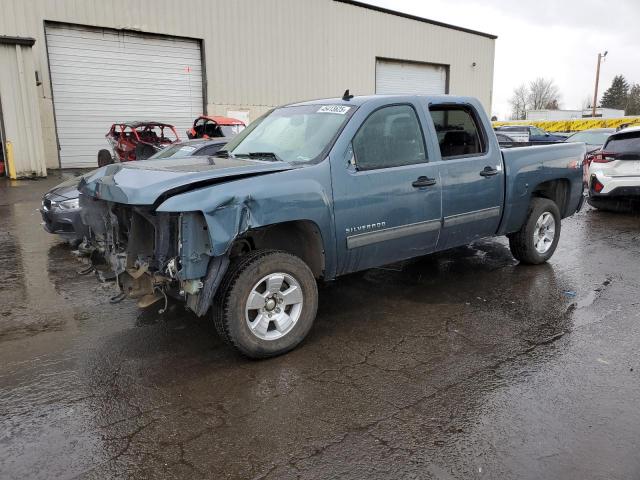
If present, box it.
[1,175,640,480]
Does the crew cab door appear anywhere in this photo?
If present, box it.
[427,102,504,250]
[330,102,442,275]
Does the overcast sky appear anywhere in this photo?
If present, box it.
[366,0,640,119]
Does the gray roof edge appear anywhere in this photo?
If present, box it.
[334,0,497,40]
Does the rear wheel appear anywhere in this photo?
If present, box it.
[508,198,561,265]
[212,250,318,359]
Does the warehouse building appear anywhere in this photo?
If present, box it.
[0,0,496,177]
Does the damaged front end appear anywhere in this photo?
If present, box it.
[80,194,228,316]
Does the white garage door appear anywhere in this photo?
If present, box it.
[46,24,203,168]
[376,59,447,96]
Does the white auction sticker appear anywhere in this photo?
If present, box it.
[317,105,351,114]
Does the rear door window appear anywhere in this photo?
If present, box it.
[604,133,640,159]
[429,105,487,159]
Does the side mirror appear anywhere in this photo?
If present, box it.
[545,133,550,137]
[345,143,356,170]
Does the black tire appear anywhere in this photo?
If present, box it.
[135,143,156,160]
[587,196,637,213]
[67,237,82,248]
[508,198,561,265]
[97,149,113,167]
[212,249,318,359]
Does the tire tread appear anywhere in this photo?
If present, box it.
[508,197,561,265]
[212,249,316,358]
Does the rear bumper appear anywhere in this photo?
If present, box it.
[589,172,640,197]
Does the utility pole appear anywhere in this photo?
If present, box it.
[592,51,608,118]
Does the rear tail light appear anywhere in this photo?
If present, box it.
[584,152,595,166]
[592,151,616,163]
[591,176,605,193]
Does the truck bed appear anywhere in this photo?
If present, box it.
[498,142,586,235]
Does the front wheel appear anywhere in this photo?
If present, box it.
[212,250,318,359]
[508,198,561,265]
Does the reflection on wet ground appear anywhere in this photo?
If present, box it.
[1,177,639,479]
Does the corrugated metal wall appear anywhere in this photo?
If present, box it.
[0,42,47,177]
[0,0,495,170]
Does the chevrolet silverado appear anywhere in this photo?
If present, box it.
[79,94,586,358]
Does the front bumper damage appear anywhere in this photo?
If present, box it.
[80,194,227,315]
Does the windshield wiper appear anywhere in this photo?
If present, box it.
[213,150,231,158]
[246,152,282,162]
[222,151,283,162]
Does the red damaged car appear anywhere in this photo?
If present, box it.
[186,115,246,140]
[100,121,180,166]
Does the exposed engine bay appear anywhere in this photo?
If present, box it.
[79,194,227,316]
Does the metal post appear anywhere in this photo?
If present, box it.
[592,51,607,118]
[592,54,601,118]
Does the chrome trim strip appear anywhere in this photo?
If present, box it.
[443,206,501,227]
[347,219,441,249]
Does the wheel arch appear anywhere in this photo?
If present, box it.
[231,220,326,279]
[530,178,572,218]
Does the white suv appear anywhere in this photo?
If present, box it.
[588,127,640,212]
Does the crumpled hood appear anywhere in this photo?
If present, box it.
[44,175,85,201]
[79,156,295,205]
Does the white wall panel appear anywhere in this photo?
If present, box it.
[0,43,47,177]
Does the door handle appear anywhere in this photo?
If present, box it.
[480,166,499,177]
[412,176,437,188]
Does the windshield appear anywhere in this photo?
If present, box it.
[223,104,355,163]
[566,130,612,145]
[148,144,198,159]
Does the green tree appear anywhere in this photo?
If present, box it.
[626,84,640,116]
[601,75,629,110]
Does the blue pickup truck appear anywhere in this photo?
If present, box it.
[80,94,585,358]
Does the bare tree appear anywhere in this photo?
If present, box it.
[581,95,593,110]
[527,77,560,110]
[509,84,528,120]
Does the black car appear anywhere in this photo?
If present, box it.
[40,175,89,245]
[40,138,228,244]
[495,125,566,142]
[563,128,615,153]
